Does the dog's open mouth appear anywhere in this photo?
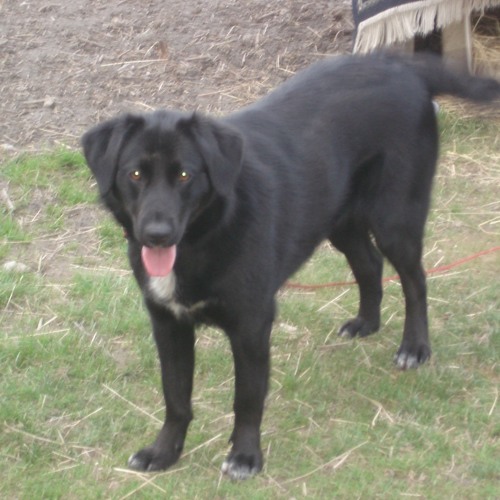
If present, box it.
[141,245,177,277]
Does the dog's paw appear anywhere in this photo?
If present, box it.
[221,452,262,480]
[394,344,431,370]
[128,446,180,472]
[338,317,378,338]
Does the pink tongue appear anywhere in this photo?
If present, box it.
[141,245,177,277]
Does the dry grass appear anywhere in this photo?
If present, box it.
[473,11,500,77]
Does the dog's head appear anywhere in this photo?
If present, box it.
[82,110,243,276]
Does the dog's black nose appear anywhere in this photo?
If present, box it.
[142,221,174,247]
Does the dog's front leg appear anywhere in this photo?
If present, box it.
[128,304,195,472]
[222,311,274,480]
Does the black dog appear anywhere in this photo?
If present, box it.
[82,54,499,479]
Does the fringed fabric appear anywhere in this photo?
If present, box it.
[354,0,500,53]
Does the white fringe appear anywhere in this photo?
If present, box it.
[354,0,500,53]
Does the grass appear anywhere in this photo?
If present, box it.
[1,108,499,499]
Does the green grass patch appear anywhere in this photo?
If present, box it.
[1,109,499,498]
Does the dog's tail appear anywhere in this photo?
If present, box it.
[402,54,500,103]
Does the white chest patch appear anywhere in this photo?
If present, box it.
[149,274,177,303]
[148,273,208,319]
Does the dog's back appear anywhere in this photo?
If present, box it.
[224,54,498,287]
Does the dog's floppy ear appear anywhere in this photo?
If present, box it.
[81,114,144,196]
[180,114,244,196]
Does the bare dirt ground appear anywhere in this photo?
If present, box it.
[0,0,353,153]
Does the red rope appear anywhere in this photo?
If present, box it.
[285,246,500,291]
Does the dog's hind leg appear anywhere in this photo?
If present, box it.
[330,225,383,338]
[372,213,431,369]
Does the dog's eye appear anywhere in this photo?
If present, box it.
[178,171,191,183]
[129,170,142,181]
